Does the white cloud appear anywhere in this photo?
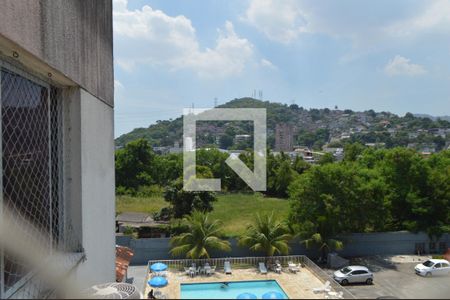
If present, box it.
[243,0,450,49]
[243,0,308,43]
[260,58,277,70]
[386,0,450,37]
[384,55,426,77]
[113,0,254,78]
[114,79,124,90]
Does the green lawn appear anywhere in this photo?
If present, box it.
[116,195,167,215]
[209,193,290,237]
[116,193,290,237]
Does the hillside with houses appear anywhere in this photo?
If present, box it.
[116,98,450,155]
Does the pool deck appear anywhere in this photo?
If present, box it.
[144,266,328,299]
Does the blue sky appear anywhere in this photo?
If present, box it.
[113,0,450,137]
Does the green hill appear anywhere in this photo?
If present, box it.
[115,97,450,151]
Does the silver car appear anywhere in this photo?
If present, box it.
[333,265,374,285]
[415,259,450,277]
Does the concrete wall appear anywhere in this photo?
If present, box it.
[0,0,115,289]
[117,232,450,265]
[0,0,113,106]
[116,236,312,265]
[338,231,450,257]
[75,89,116,285]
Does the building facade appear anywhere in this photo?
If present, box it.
[275,123,294,152]
[0,1,115,298]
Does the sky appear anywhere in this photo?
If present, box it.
[113,0,450,137]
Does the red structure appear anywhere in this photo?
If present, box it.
[116,246,134,282]
[444,248,450,262]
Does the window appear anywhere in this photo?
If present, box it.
[434,263,441,269]
[352,270,368,275]
[0,65,63,297]
[423,260,434,267]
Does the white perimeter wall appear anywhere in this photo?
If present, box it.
[74,89,115,286]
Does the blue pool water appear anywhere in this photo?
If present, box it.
[180,280,289,299]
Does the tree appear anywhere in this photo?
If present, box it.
[219,134,234,149]
[164,165,217,218]
[318,153,334,165]
[343,142,365,161]
[288,162,388,237]
[115,139,155,191]
[170,211,231,258]
[302,232,343,260]
[379,148,450,236]
[274,160,297,197]
[238,213,292,261]
[164,177,218,218]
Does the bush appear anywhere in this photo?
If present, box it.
[136,184,164,197]
[123,226,135,236]
[170,220,190,236]
[153,206,173,221]
[116,185,135,196]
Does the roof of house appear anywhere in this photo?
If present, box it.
[116,212,169,228]
[116,245,134,282]
[116,212,153,223]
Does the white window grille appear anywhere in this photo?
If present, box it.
[0,61,83,299]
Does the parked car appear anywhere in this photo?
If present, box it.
[333,265,373,285]
[414,259,450,277]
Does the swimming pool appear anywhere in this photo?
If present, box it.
[180,280,289,299]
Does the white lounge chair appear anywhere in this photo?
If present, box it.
[273,260,282,273]
[325,291,344,299]
[224,261,232,274]
[274,264,282,274]
[313,280,331,294]
[288,261,300,273]
[259,262,268,274]
[206,266,216,276]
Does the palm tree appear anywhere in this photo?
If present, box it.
[238,213,292,261]
[170,210,231,259]
[302,233,343,261]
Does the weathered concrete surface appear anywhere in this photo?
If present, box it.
[75,88,116,286]
[0,0,114,106]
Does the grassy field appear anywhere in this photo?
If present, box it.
[116,193,290,237]
[209,194,290,237]
[116,195,167,215]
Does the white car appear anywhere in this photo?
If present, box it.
[333,266,373,285]
[415,259,450,277]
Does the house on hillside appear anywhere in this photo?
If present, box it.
[116,212,170,238]
[0,1,115,298]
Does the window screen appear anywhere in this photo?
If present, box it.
[0,67,62,295]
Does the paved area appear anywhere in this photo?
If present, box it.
[126,265,148,296]
[326,256,450,299]
[144,266,330,299]
[125,257,450,299]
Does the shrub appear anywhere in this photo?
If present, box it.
[136,184,164,197]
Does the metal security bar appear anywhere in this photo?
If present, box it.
[0,61,84,299]
[1,67,53,296]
